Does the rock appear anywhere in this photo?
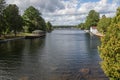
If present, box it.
[19,76,29,80]
[79,68,90,75]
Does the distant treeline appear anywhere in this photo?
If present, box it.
[53,25,76,28]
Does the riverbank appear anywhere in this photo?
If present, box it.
[94,32,104,37]
[0,32,46,43]
[0,36,25,43]
[90,31,104,37]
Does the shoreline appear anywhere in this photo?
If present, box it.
[0,34,46,43]
[94,32,104,37]
[0,37,25,43]
[84,30,104,37]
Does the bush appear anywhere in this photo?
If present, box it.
[99,7,120,80]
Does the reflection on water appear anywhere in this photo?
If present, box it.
[0,30,108,80]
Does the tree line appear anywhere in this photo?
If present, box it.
[76,9,111,34]
[0,0,53,37]
[76,10,99,30]
[77,7,120,80]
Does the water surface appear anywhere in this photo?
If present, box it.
[0,29,108,80]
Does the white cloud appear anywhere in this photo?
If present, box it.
[5,0,120,25]
[6,0,64,13]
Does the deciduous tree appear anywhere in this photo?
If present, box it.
[0,0,5,14]
[46,21,53,32]
[85,10,99,29]
[97,15,111,33]
[76,23,85,30]
[4,4,23,36]
[23,6,46,32]
[0,0,6,36]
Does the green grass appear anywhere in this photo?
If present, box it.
[0,32,33,40]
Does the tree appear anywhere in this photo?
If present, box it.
[76,23,85,30]
[0,0,5,14]
[97,15,111,33]
[23,6,41,20]
[46,21,53,32]
[4,4,23,36]
[37,16,47,31]
[0,0,6,36]
[99,7,120,80]
[22,6,46,32]
[85,10,99,29]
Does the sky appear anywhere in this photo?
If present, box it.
[5,0,120,26]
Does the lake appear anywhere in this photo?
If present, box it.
[0,29,108,80]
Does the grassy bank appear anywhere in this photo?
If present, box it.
[0,33,33,40]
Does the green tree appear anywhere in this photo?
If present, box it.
[0,0,5,14]
[37,16,46,31]
[85,10,99,29]
[77,23,85,30]
[23,6,46,32]
[99,7,120,80]
[97,15,111,33]
[46,21,53,32]
[4,4,23,36]
[0,0,6,36]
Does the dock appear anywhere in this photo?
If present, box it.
[89,27,104,37]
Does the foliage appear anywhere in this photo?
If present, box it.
[23,6,41,20]
[84,10,99,29]
[0,0,6,35]
[0,0,5,14]
[99,7,120,80]
[0,2,48,37]
[0,14,7,35]
[38,16,47,31]
[97,15,111,33]
[3,4,23,36]
[77,10,100,30]
[22,6,46,32]
[76,23,85,30]
[46,21,53,32]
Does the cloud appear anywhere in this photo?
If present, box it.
[6,0,65,13]
[5,0,120,25]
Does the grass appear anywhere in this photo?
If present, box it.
[0,32,33,40]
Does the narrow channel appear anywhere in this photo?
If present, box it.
[0,29,108,80]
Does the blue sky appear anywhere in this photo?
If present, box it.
[6,0,120,25]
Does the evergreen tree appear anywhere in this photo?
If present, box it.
[99,7,120,80]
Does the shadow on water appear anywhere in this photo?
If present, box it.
[0,39,45,80]
[0,30,108,80]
